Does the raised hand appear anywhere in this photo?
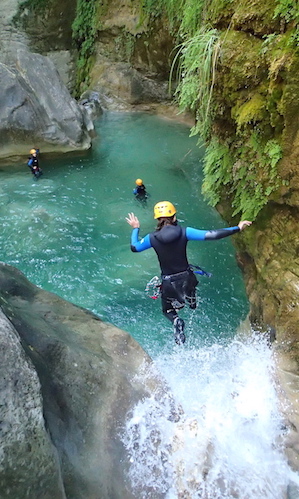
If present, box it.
[126,212,140,228]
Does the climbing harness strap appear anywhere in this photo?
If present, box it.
[145,265,211,300]
[189,264,212,277]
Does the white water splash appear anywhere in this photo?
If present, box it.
[123,333,299,498]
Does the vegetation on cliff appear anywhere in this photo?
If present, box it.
[69,0,299,220]
[141,0,299,220]
[14,0,299,221]
[71,0,100,95]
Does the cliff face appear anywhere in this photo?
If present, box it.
[0,263,177,498]
[88,0,175,110]
[0,0,92,158]
[204,0,299,346]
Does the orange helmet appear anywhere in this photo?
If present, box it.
[30,148,36,154]
[135,178,143,186]
[154,201,176,219]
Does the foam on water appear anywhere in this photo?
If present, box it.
[123,333,299,498]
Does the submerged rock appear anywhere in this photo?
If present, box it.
[0,262,174,498]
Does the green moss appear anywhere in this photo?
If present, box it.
[233,93,267,130]
[219,31,267,93]
[232,0,278,31]
[71,0,110,96]
[114,30,136,63]
[205,0,234,25]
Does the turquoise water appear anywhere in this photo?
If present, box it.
[3,112,297,497]
[0,112,248,357]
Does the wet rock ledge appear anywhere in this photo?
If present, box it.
[0,262,163,499]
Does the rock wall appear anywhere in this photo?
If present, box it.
[0,0,92,159]
[202,0,299,353]
[0,0,76,89]
[0,308,65,499]
[0,49,91,158]
[0,262,176,498]
[89,0,175,110]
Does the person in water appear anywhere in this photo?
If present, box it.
[126,201,252,345]
[133,178,147,203]
[27,148,43,179]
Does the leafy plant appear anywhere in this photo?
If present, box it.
[141,0,205,36]
[170,27,221,140]
[202,138,232,206]
[273,0,299,23]
[202,134,282,219]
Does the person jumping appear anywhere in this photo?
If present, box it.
[126,201,252,345]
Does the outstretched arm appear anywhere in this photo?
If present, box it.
[186,220,252,241]
[126,212,151,252]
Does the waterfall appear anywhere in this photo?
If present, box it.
[123,333,299,498]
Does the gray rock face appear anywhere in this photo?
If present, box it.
[0,49,92,158]
[0,0,76,90]
[0,309,65,498]
[0,263,172,498]
[90,61,171,111]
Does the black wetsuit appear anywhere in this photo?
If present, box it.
[134,184,147,202]
[130,222,240,323]
[149,225,198,321]
[27,155,42,178]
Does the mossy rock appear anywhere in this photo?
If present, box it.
[216,30,267,96]
[232,92,267,129]
[205,0,236,28]
[230,0,280,36]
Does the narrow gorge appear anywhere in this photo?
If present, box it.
[1,0,299,497]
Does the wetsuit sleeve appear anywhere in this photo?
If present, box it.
[28,159,33,166]
[186,226,240,241]
[130,228,152,252]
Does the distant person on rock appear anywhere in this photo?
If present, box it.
[126,201,252,345]
[27,148,43,179]
[133,178,147,204]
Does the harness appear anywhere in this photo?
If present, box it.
[145,265,211,299]
[162,269,190,281]
[189,264,212,277]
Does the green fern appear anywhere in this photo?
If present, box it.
[201,134,282,219]
[274,0,299,23]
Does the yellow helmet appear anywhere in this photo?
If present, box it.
[154,201,176,219]
[30,149,36,154]
[135,178,143,186]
